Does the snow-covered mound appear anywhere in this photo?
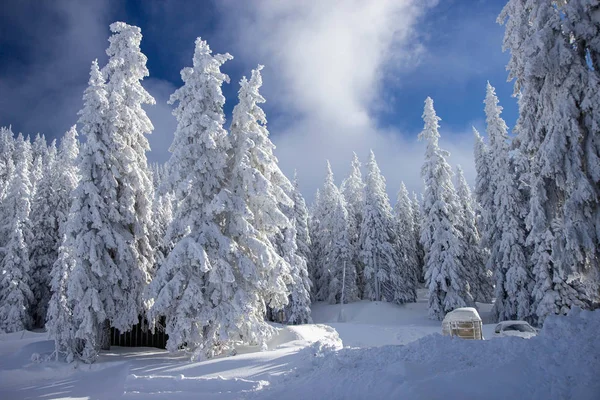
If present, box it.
[256,307,600,400]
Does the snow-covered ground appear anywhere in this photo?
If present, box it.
[1,290,599,399]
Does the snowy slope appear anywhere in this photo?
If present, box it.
[1,293,599,400]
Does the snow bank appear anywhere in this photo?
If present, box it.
[254,308,600,400]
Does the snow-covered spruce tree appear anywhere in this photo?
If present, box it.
[419,98,473,320]
[454,165,493,304]
[228,65,305,323]
[30,133,48,197]
[412,191,425,283]
[29,126,79,328]
[292,173,311,269]
[562,0,600,77]
[0,126,15,201]
[324,182,357,305]
[472,128,495,254]
[278,223,312,324]
[147,38,250,360]
[360,151,414,304]
[60,60,112,361]
[312,164,338,301]
[308,189,325,300]
[282,173,313,323]
[500,1,594,323]
[0,134,34,333]
[393,182,419,296]
[67,21,156,362]
[340,153,366,297]
[484,83,532,321]
[45,130,80,361]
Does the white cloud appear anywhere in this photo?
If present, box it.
[214,0,481,201]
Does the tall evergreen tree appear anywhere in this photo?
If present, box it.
[499,1,594,323]
[394,182,419,296]
[360,151,414,304]
[148,38,234,359]
[419,98,472,320]
[484,83,532,321]
[340,153,366,296]
[0,126,15,202]
[412,191,425,283]
[0,134,34,332]
[308,189,325,300]
[45,128,81,361]
[227,65,294,319]
[454,165,493,304]
[30,126,79,327]
[325,184,357,304]
[30,133,48,197]
[65,22,156,362]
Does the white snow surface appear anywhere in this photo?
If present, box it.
[1,290,599,399]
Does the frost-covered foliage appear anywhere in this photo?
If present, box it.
[0,134,34,333]
[419,98,472,320]
[393,182,419,296]
[30,126,79,328]
[147,38,236,360]
[360,151,414,304]
[484,83,532,322]
[30,133,48,197]
[340,153,366,296]
[292,173,311,269]
[472,128,495,259]
[228,65,294,319]
[63,21,156,363]
[454,166,493,304]
[0,127,15,202]
[314,162,358,304]
[412,192,425,282]
[326,181,356,305]
[308,189,325,301]
[280,174,312,324]
[499,0,596,323]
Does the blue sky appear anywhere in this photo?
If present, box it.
[0,0,516,199]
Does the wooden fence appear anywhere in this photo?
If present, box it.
[110,316,168,349]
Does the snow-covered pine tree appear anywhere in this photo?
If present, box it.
[419,98,472,320]
[45,128,80,361]
[282,173,313,323]
[67,21,156,361]
[308,189,325,300]
[100,20,156,315]
[324,182,357,305]
[292,173,311,269]
[227,65,295,321]
[499,1,594,323]
[340,153,366,297]
[0,126,15,201]
[279,223,312,324]
[393,182,419,296]
[311,164,339,302]
[29,126,79,328]
[147,38,240,360]
[30,133,48,197]
[360,151,414,304]
[0,133,34,333]
[60,59,113,362]
[412,191,425,283]
[484,82,532,321]
[472,128,495,253]
[454,165,493,304]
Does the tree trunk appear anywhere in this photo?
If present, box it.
[99,319,111,350]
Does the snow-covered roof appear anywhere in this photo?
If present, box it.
[442,307,482,323]
[495,320,531,327]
